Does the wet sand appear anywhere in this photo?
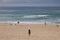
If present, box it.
[0,23,60,40]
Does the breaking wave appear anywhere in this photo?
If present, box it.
[22,15,48,18]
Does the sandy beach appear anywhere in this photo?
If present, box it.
[0,23,60,40]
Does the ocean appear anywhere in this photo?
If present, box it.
[0,7,60,24]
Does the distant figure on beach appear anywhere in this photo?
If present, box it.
[10,24,12,26]
[17,21,19,24]
[28,29,31,36]
[45,22,46,26]
[56,24,59,28]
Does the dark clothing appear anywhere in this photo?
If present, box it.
[17,21,19,24]
[28,29,31,36]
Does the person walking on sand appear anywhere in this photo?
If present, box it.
[56,24,59,28]
[45,22,46,27]
[28,29,31,36]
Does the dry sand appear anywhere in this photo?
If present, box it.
[0,23,60,40]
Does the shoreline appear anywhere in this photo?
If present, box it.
[0,22,59,27]
[0,21,59,25]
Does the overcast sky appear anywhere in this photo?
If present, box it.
[0,0,60,7]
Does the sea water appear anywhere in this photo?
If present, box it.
[0,7,60,24]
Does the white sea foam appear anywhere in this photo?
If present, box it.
[0,21,17,24]
[0,21,59,25]
[22,15,48,18]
